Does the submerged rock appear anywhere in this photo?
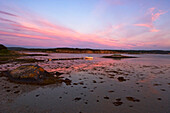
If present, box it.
[6,65,61,85]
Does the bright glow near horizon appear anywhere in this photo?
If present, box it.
[0,0,170,50]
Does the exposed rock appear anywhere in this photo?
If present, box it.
[93,80,97,83]
[126,97,140,102]
[153,83,162,86]
[157,98,162,100]
[55,72,64,77]
[113,98,123,106]
[117,77,126,82]
[113,101,123,106]
[62,78,72,85]
[160,89,166,91]
[0,44,7,50]
[9,65,49,79]
[74,97,81,102]
[102,54,138,59]
[78,82,84,85]
[73,83,78,85]
[104,96,109,99]
[14,91,20,94]
[108,90,114,93]
[116,98,121,101]
[6,65,60,85]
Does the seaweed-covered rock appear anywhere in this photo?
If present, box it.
[7,65,58,85]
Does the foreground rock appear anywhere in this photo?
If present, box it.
[6,65,65,85]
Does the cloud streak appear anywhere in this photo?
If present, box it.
[0,9,125,49]
[134,7,167,32]
[0,10,18,17]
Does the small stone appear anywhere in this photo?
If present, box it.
[116,98,121,101]
[104,96,109,99]
[63,78,72,85]
[93,80,97,83]
[55,72,63,76]
[113,101,123,106]
[13,86,18,88]
[14,91,20,94]
[157,98,162,100]
[108,90,114,93]
[73,83,78,85]
[74,97,81,102]
[153,83,161,86]
[161,89,166,91]
[117,77,126,82]
[126,97,140,102]
[6,90,11,92]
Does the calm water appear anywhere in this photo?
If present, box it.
[22,52,170,64]
[0,53,170,113]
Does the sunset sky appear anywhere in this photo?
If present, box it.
[0,0,170,50]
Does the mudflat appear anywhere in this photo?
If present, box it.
[0,53,170,113]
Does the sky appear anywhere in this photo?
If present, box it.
[0,0,170,50]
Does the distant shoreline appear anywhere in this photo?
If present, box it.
[8,47,170,54]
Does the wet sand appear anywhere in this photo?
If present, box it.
[0,53,170,113]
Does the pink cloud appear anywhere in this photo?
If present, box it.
[150,28,159,32]
[134,24,152,28]
[151,10,166,21]
[134,7,167,32]
[0,10,18,17]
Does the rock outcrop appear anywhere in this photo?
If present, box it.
[0,44,7,50]
[102,54,138,59]
[7,65,59,85]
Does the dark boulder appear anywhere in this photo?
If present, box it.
[0,44,7,50]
